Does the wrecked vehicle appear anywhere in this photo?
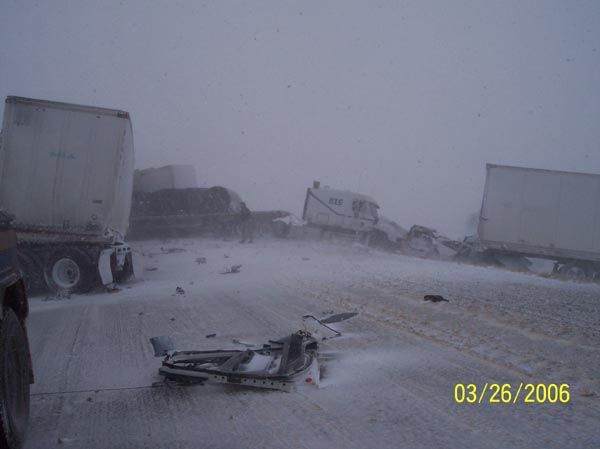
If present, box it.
[128,183,288,240]
[272,181,381,242]
[452,235,532,271]
[0,96,135,294]
[150,313,356,392]
[153,331,319,391]
[368,216,409,251]
[273,182,406,250]
[477,164,600,281]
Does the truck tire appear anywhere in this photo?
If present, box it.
[0,309,30,449]
[43,249,94,294]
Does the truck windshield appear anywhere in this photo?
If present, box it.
[359,202,379,221]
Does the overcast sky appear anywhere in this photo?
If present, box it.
[2,0,599,236]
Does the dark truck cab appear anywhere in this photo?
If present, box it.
[0,210,32,449]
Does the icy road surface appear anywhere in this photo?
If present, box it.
[25,238,600,449]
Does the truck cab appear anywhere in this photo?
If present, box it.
[302,184,380,233]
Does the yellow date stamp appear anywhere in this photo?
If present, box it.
[454,383,570,404]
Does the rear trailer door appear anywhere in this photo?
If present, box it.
[0,97,129,237]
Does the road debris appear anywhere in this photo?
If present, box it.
[161,247,186,254]
[222,264,242,274]
[232,338,255,347]
[320,312,358,323]
[196,257,207,264]
[424,295,449,303]
[175,286,185,295]
[150,336,175,357]
[205,333,216,338]
[150,312,357,391]
[43,291,71,301]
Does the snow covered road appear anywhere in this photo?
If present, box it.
[24,238,600,448]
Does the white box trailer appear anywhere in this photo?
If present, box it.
[478,164,600,279]
[0,96,135,293]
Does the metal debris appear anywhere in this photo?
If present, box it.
[423,295,449,303]
[222,264,242,274]
[232,338,255,347]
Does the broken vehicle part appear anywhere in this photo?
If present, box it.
[156,331,319,391]
[320,312,358,324]
[150,336,175,357]
[423,295,449,303]
[232,339,255,347]
[301,312,357,338]
[151,312,357,391]
[221,264,242,274]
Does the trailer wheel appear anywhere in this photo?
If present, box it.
[0,309,30,449]
[43,249,93,294]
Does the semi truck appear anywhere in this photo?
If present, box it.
[0,96,135,293]
[301,182,381,234]
[478,164,600,280]
[273,182,409,248]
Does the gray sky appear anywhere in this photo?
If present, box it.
[2,0,599,237]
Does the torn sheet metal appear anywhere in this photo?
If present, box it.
[157,331,318,391]
[151,312,356,391]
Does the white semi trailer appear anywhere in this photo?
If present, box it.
[478,164,600,280]
[0,96,135,293]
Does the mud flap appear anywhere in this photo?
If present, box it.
[98,249,114,287]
